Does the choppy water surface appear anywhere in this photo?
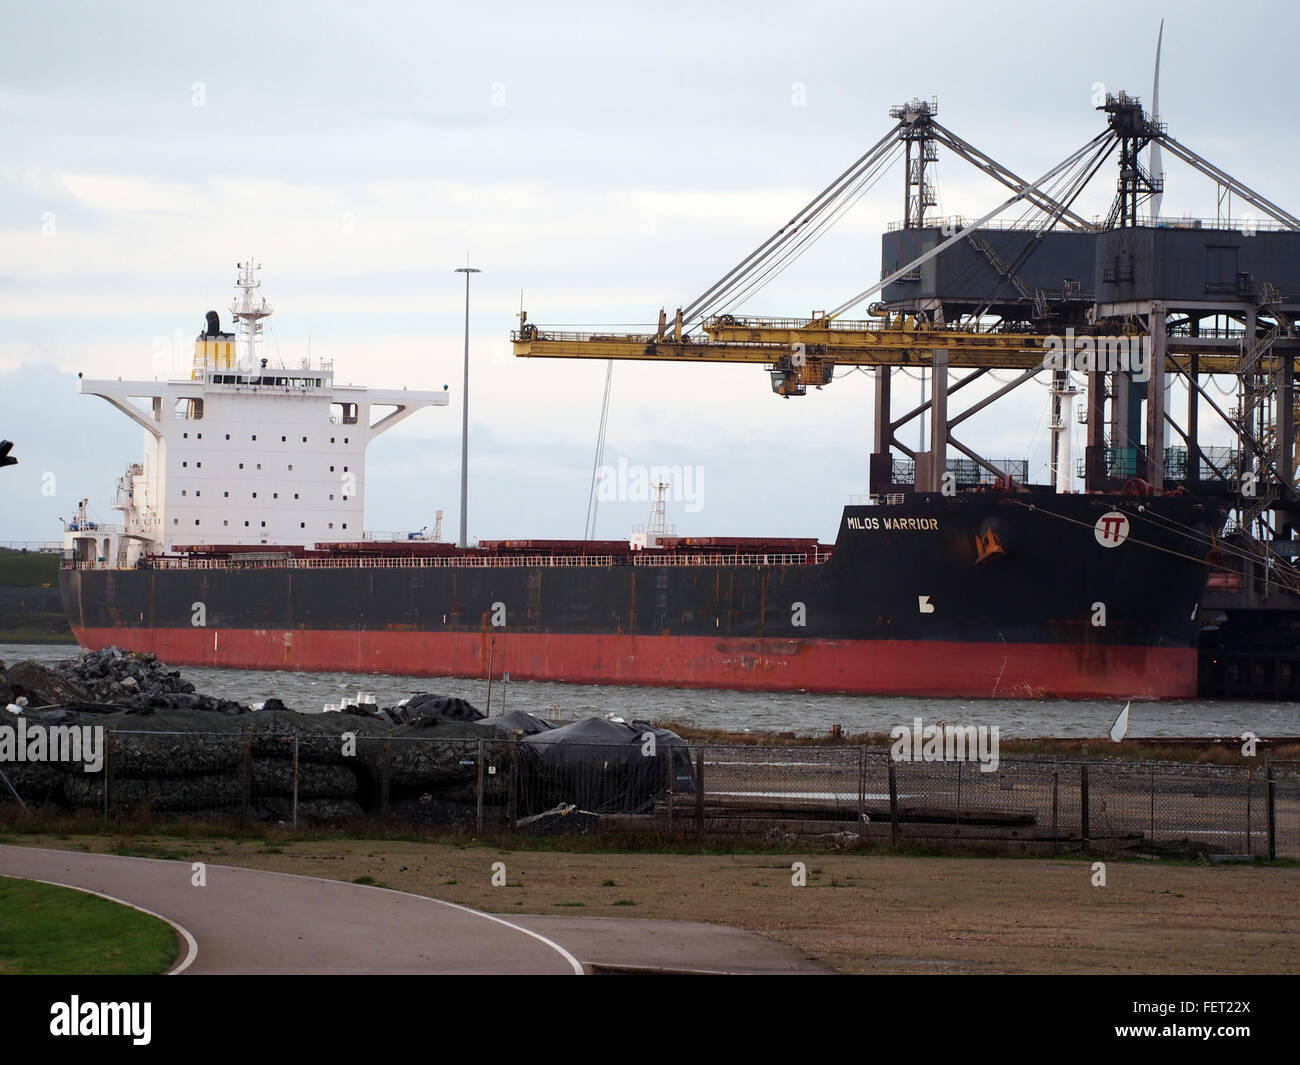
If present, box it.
[3,642,1296,739]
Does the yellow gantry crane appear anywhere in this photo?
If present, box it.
[510,116,1272,390]
[513,308,1256,394]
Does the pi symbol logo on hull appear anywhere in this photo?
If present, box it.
[1094,511,1129,548]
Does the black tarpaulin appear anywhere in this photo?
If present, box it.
[517,717,695,815]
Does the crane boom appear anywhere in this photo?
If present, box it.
[512,316,1281,385]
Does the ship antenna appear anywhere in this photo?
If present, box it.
[639,481,674,548]
[230,258,273,371]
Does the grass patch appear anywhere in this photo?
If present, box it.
[0,550,61,587]
[0,876,178,974]
[4,810,1297,867]
[0,631,75,643]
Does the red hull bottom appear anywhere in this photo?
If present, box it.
[72,626,1199,699]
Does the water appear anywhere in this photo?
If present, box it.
[3,642,1296,739]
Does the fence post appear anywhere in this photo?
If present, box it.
[695,747,705,835]
[857,747,866,841]
[1245,765,1253,857]
[888,758,899,842]
[1051,770,1059,854]
[291,734,300,832]
[239,724,253,823]
[476,739,485,835]
[374,732,389,817]
[507,729,520,829]
[1080,763,1090,848]
[1149,764,1155,846]
[956,760,963,832]
[1265,756,1276,861]
[665,748,674,836]
[103,727,115,823]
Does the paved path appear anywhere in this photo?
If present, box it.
[0,845,829,974]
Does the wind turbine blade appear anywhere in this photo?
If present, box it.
[1149,18,1165,218]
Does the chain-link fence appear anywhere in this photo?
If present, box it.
[2,731,1297,858]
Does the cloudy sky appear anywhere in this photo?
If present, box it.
[2,0,1295,546]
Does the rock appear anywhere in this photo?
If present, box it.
[1,661,92,707]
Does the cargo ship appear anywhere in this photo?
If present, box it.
[60,264,1225,699]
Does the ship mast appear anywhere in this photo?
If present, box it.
[647,482,669,542]
[230,259,273,371]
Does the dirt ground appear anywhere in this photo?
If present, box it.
[14,834,1299,974]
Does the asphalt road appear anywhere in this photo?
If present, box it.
[0,845,829,974]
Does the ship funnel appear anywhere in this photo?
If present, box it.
[192,310,236,380]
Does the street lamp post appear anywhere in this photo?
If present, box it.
[454,265,480,548]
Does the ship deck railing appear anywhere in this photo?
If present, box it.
[67,550,824,572]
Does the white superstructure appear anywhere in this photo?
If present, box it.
[66,262,448,566]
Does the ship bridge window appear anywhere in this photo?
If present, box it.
[330,402,358,425]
